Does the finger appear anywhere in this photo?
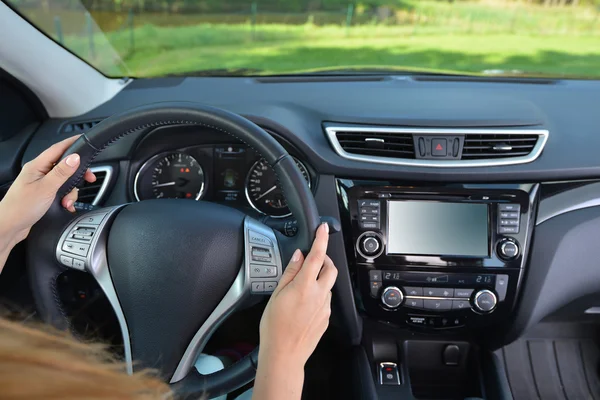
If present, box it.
[273,249,304,295]
[26,135,81,175]
[61,188,78,213]
[317,255,338,291]
[84,169,97,183]
[41,153,81,193]
[297,223,329,282]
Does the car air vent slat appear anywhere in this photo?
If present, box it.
[60,118,105,134]
[334,131,416,159]
[77,166,112,205]
[462,133,539,160]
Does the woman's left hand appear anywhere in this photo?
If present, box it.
[0,135,96,247]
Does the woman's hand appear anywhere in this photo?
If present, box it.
[0,135,96,251]
[253,223,337,400]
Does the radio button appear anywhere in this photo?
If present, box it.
[362,237,380,255]
[360,207,379,215]
[424,299,452,311]
[358,200,380,209]
[498,239,520,260]
[500,212,519,219]
[404,287,423,297]
[405,298,424,309]
[498,226,519,234]
[454,288,474,298]
[452,300,471,310]
[424,288,453,298]
[360,222,379,230]
[499,204,520,212]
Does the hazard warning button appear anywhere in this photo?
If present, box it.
[431,138,447,157]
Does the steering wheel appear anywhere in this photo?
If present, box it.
[25,102,321,397]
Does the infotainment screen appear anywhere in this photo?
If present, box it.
[387,201,489,257]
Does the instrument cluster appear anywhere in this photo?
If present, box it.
[133,144,311,218]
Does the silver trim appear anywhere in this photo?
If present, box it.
[55,206,133,374]
[379,362,401,385]
[133,152,206,202]
[473,289,497,313]
[170,217,283,383]
[324,125,549,168]
[365,138,385,143]
[584,307,600,314]
[405,295,469,301]
[89,166,114,206]
[356,231,384,260]
[537,182,600,225]
[244,157,311,218]
[381,286,404,309]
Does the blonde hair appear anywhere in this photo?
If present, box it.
[0,317,173,400]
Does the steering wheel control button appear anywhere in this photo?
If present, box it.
[264,282,277,293]
[405,298,424,309]
[454,288,474,298]
[62,241,90,257]
[251,247,273,263]
[452,300,470,310]
[370,281,382,297]
[424,299,452,311]
[404,287,423,297]
[432,138,447,156]
[381,287,404,309]
[495,275,509,301]
[250,265,277,278]
[473,290,497,313]
[251,282,264,293]
[498,239,520,260]
[79,214,105,225]
[72,259,86,271]
[59,255,73,268]
[379,362,401,386]
[248,231,272,247]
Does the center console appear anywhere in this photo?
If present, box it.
[338,181,538,332]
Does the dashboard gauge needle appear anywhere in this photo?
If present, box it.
[255,185,277,200]
[153,181,176,188]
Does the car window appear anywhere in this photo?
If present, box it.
[4,0,600,79]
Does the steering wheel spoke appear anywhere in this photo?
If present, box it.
[55,205,133,375]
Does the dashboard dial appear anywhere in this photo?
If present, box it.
[245,158,310,217]
[136,152,205,200]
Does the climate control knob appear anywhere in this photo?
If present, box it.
[497,239,520,260]
[473,290,497,313]
[381,287,404,309]
[362,236,381,255]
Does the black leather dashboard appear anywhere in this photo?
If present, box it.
[13,75,600,348]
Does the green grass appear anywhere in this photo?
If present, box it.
[44,1,600,78]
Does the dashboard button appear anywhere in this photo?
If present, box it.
[499,226,519,234]
[360,222,379,230]
[358,200,380,208]
[381,287,404,309]
[405,298,424,309]
[424,288,453,298]
[495,275,509,301]
[499,204,520,212]
[407,316,426,326]
[370,281,382,297]
[360,207,379,215]
[424,299,452,311]
[499,212,519,219]
[454,288,474,298]
[432,138,447,156]
[369,270,382,281]
[473,290,497,313]
[404,287,423,296]
[452,300,470,310]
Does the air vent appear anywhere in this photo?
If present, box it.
[78,166,113,205]
[325,124,548,168]
[462,133,539,160]
[333,130,415,159]
[60,118,105,134]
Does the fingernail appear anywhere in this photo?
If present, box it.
[322,222,329,234]
[65,154,80,167]
[291,249,301,262]
[65,200,74,209]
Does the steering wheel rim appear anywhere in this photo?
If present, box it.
[26,102,321,397]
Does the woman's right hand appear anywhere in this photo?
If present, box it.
[253,223,337,400]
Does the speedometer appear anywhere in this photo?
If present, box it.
[245,158,311,217]
[134,152,205,201]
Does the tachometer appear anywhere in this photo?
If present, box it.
[135,152,205,201]
[245,158,310,217]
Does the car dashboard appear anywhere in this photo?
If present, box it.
[9,74,600,399]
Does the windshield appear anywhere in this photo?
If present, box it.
[5,0,600,79]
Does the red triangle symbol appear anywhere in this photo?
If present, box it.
[435,144,443,151]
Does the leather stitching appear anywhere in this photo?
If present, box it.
[51,271,80,339]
